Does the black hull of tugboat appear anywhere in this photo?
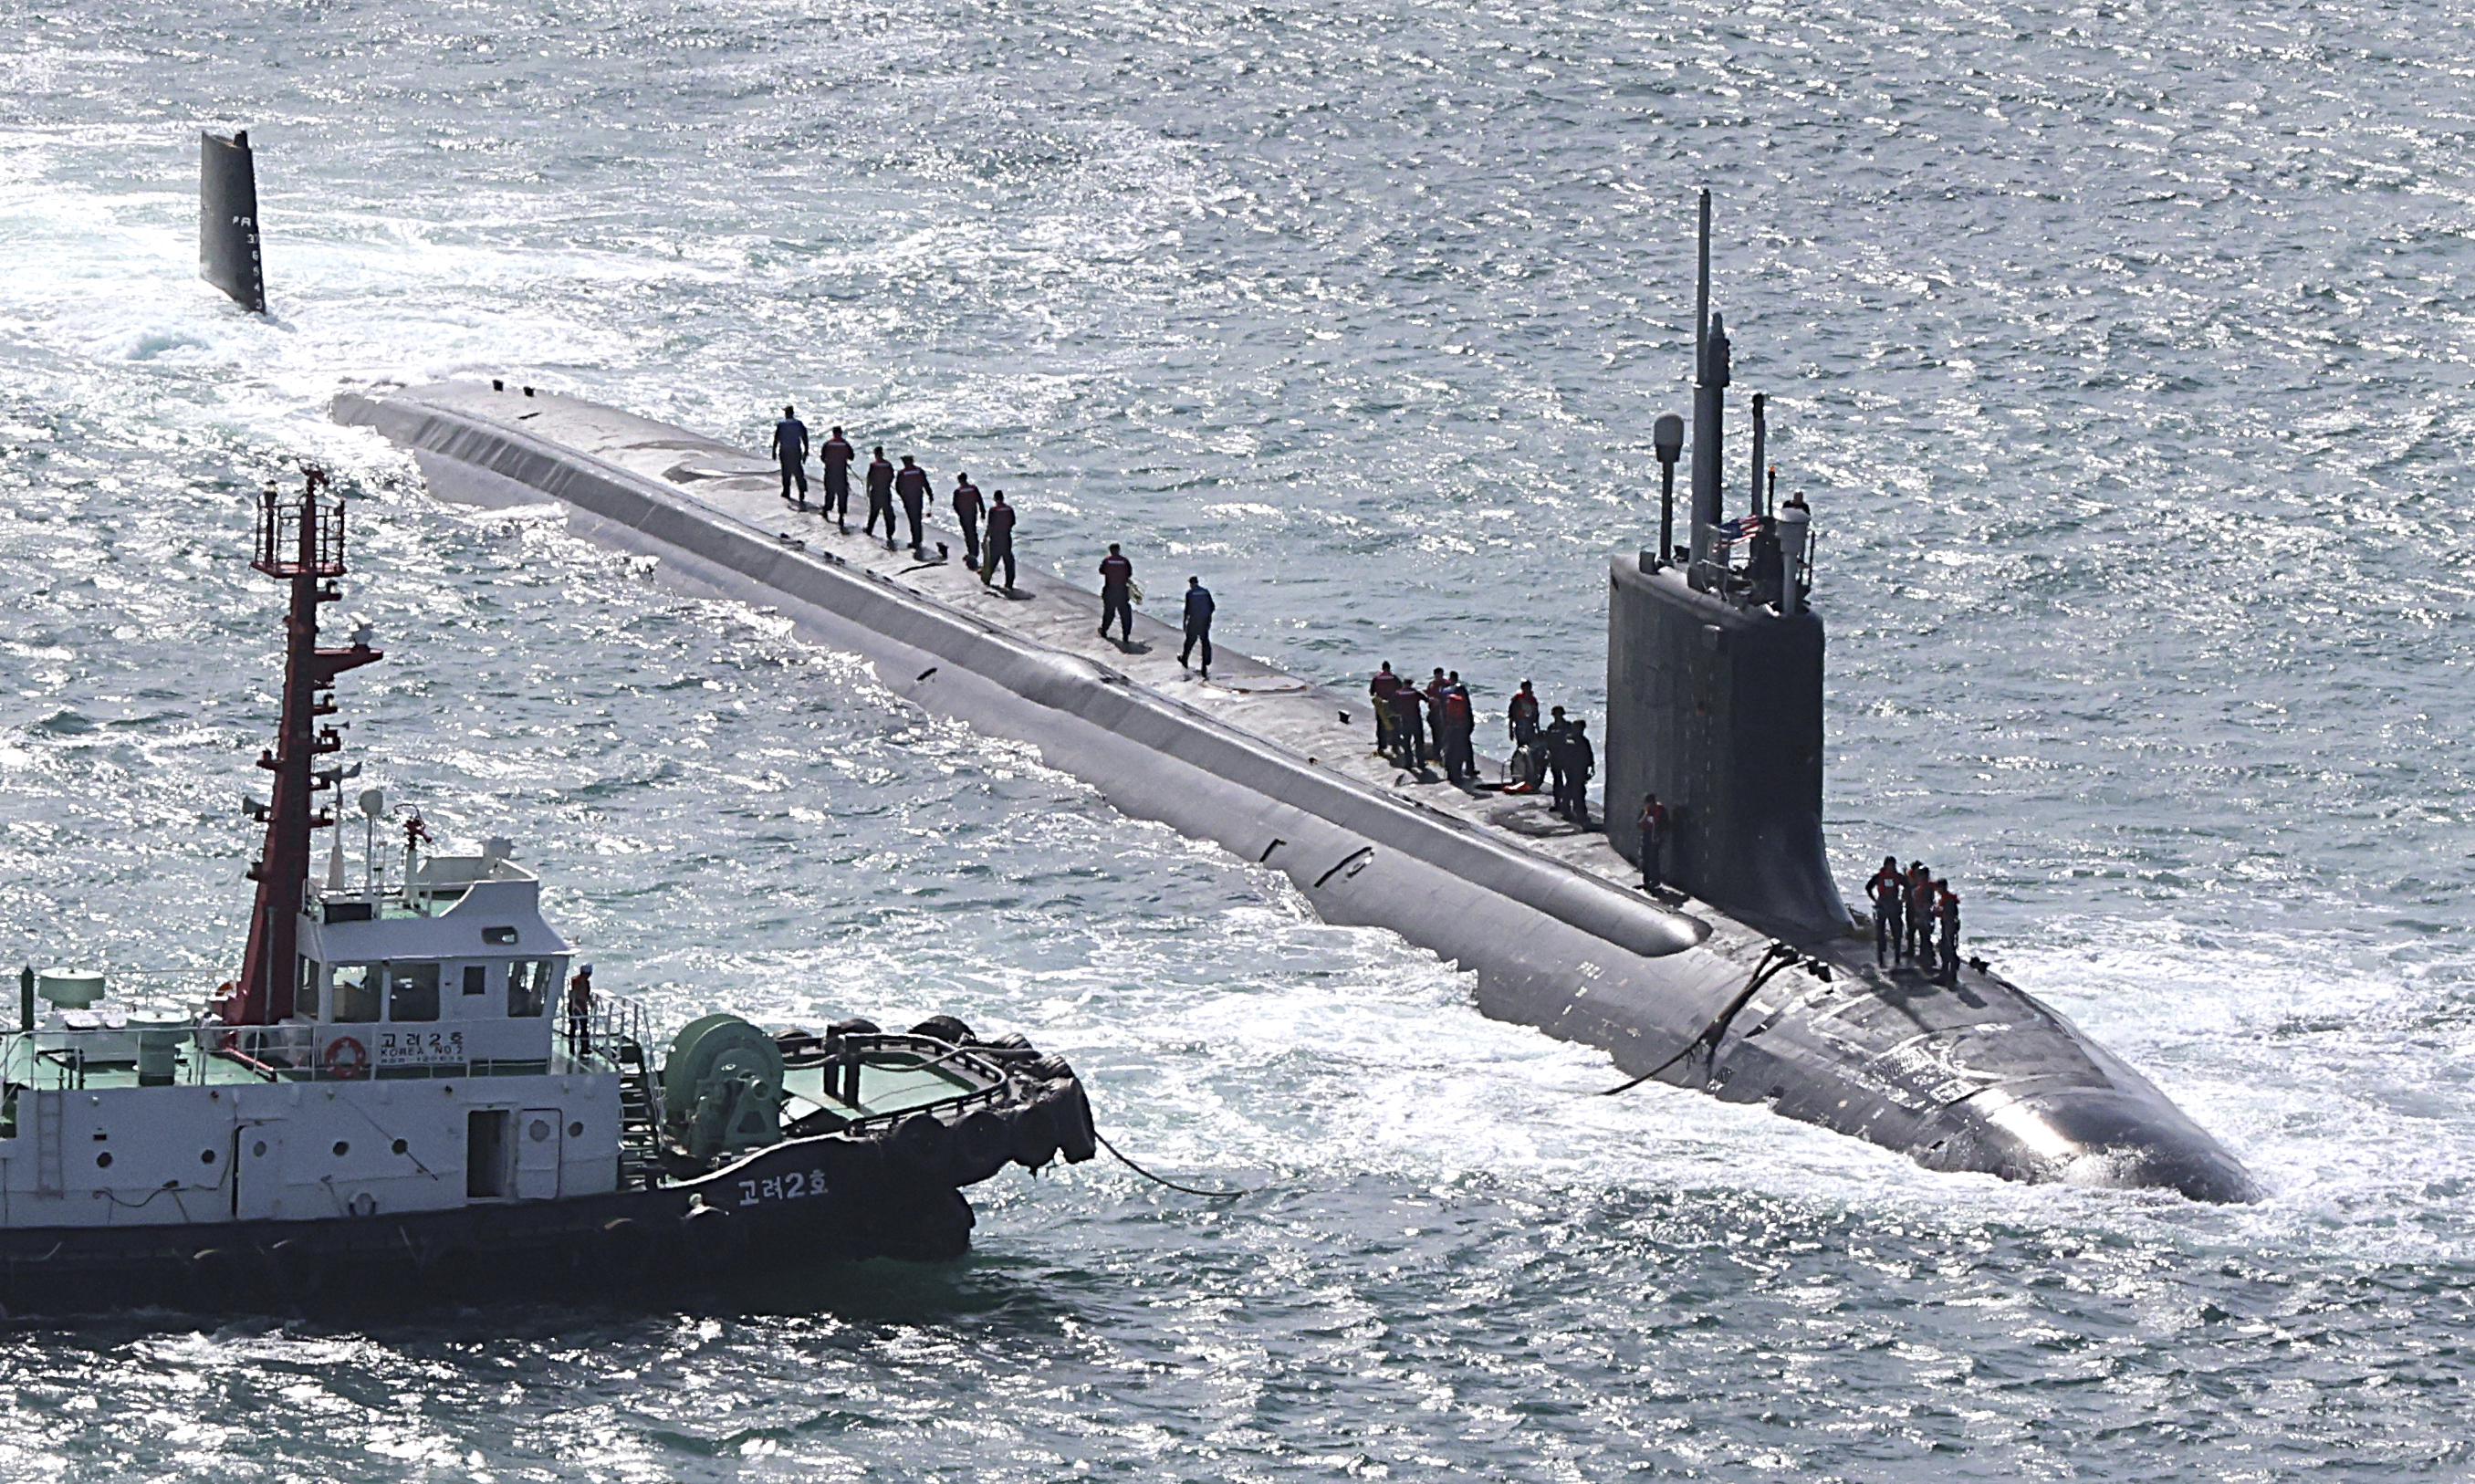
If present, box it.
[0,1136,1000,1317]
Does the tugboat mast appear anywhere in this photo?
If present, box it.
[229,469,380,1026]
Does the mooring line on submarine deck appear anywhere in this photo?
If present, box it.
[1600,942,1799,1096]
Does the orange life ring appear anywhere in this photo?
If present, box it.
[324,1036,369,1080]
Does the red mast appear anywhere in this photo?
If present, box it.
[229,470,381,1027]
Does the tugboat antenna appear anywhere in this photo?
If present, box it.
[226,468,381,1027]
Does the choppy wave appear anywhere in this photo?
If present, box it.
[1,0,2472,1475]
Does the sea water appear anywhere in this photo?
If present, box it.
[0,0,2470,1476]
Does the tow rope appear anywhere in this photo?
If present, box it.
[1091,1124,1257,1200]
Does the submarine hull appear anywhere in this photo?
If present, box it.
[332,381,2254,1202]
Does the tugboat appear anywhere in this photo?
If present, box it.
[0,472,1098,1313]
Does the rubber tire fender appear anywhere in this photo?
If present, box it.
[1050,1080,1099,1165]
[886,1112,952,1177]
[946,1106,1015,1187]
[1009,1096,1060,1171]
[908,1015,973,1046]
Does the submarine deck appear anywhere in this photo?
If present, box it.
[333,380,2257,1202]
[360,381,1724,937]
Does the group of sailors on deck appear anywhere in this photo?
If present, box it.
[1867,859,1964,983]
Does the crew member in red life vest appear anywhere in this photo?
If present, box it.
[1866,856,1905,965]
[1392,680,1428,768]
[1636,793,1670,891]
[864,447,899,548]
[566,963,593,1055]
[1422,669,1450,768]
[1936,885,1962,985]
[951,474,984,570]
[819,426,855,528]
[1440,674,1476,781]
[1097,544,1135,643]
[1509,681,1540,752]
[894,455,931,555]
[1369,664,1403,755]
[981,491,1018,591]
[1906,862,1936,962]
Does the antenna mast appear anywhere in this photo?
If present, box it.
[1688,191,1729,579]
[227,470,381,1026]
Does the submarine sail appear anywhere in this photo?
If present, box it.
[199,130,265,314]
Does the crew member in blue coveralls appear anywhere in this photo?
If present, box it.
[864,447,898,548]
[1541,705,1573,803]
[770,405,809,508]
[952,473,984,570]
[1866,856,1905,966]
[1180,576,1215,678]
[820,425,854,528]
[894,455,930,555]
[1555,719,1595,827]
[1098,544,1135,643]
[1936,885,1963,985]
[981,492,1018,591]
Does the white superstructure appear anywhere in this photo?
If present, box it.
[0,852,625,1229]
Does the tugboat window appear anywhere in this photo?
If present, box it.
[462,964,488,996]
[295,955,320,1019]
[507,960,550,1019]
[330,964,380,1023]
[388,962,441,1022]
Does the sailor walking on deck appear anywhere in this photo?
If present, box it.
[1179,577,1214,677]
[820,425,854,528]
[770,406,809,509]
[1636,793,1669,891]
[952,474,985,570]
[981,491,1018,591]
[1866,856,1905,966]
[864,447,898,548]
[895,455,931,555]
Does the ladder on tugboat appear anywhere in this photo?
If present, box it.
[615,1037,666,1188]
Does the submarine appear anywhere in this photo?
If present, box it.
[325,192,2257,1204]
